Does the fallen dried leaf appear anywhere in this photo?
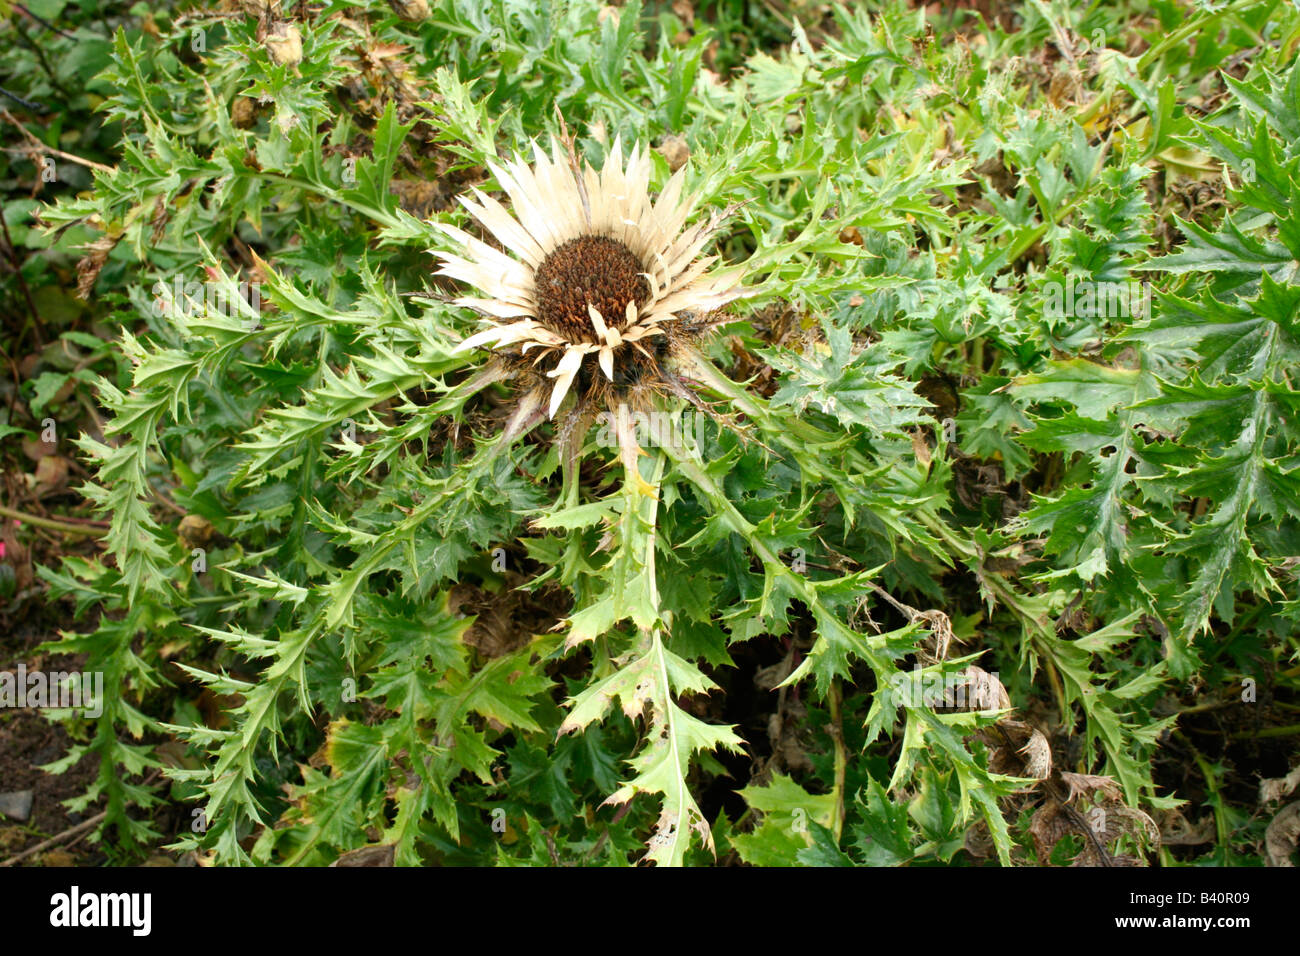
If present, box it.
[1265,801,1300,867]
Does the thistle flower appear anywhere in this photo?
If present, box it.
[432,137,744,440]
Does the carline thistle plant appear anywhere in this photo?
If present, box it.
[429,134,756,863]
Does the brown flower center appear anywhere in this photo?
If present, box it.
[533,236,650,342]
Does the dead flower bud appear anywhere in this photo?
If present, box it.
[264,22,303,67]
[656,134,690,172]
[230,96,258,129]
[387,0,430,21]
[178,514,215,551]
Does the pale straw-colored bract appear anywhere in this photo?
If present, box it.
[432,136,744,418]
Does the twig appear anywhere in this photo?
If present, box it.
[0,108,115,174]
[584,797,634,862]
[172,11,248,26]
[10,21,71,100]
[0,87,48,113]
[150,487,187,516]
[0,200,43,350]
[14,4,77,40]
[0,337,23,419]
[0,769,162,867]
[990,724,1113,867]
[0,811,107,867]
[862,578,921,621]
[0,504,109,537]
[1042,778,1114,867]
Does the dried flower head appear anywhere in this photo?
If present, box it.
[432,136,744,435]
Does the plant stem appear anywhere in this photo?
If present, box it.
[255,172,405,230]
[0,197,43,350]
[0,505,108,537]
[1230,724,1300,740]
[828,677,846,843]
[1174,730,1231,863]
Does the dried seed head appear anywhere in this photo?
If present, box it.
[532,236,650,341]
[433,137,745,419]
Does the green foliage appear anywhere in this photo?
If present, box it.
[13,0,1300,866]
